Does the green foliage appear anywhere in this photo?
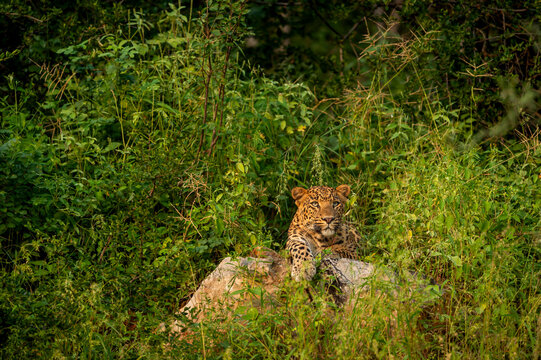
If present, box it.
[0,0,539,358]
[371,144,540,357]
[246,0,540,137]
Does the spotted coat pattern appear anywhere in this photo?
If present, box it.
[286,185,362,281]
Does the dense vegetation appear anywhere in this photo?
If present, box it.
[1,0,539,358]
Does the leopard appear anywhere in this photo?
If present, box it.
[286,184,362,281]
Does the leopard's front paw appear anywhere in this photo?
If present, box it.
[291,260,316,281]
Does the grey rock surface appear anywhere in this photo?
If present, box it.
[164,252,440,336]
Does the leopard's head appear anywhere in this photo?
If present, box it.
[291,185,351,237]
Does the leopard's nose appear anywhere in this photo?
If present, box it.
[323,216,335,224]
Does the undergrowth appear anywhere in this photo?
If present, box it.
[0,1,539,359]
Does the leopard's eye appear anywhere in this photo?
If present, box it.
[310,201,319,208]
[333,201,340,207]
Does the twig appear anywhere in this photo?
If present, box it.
[196,54,213,159]
[56,72,75,99]
[308,0,342,38]
[342,20,363,42]
[207,1,247,156]
[196,2,214,160]
[3,12,44,23]
[98,235,112,263]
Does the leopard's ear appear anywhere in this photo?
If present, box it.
[291,187,308,203]
[336,184,351,200]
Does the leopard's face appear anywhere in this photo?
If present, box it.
[291,185,351,237]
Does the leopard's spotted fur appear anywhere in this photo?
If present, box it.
[286,185,362,281]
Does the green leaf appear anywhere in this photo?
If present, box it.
[102,142,122,153]
[236,162,245,174]
[445,214,454,230]
[448,255,462,267]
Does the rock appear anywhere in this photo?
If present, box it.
[165,250,288,334]
[163,250,441,337]
[181,254,288,321]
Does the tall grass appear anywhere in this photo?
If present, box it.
[168,126,539,360]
